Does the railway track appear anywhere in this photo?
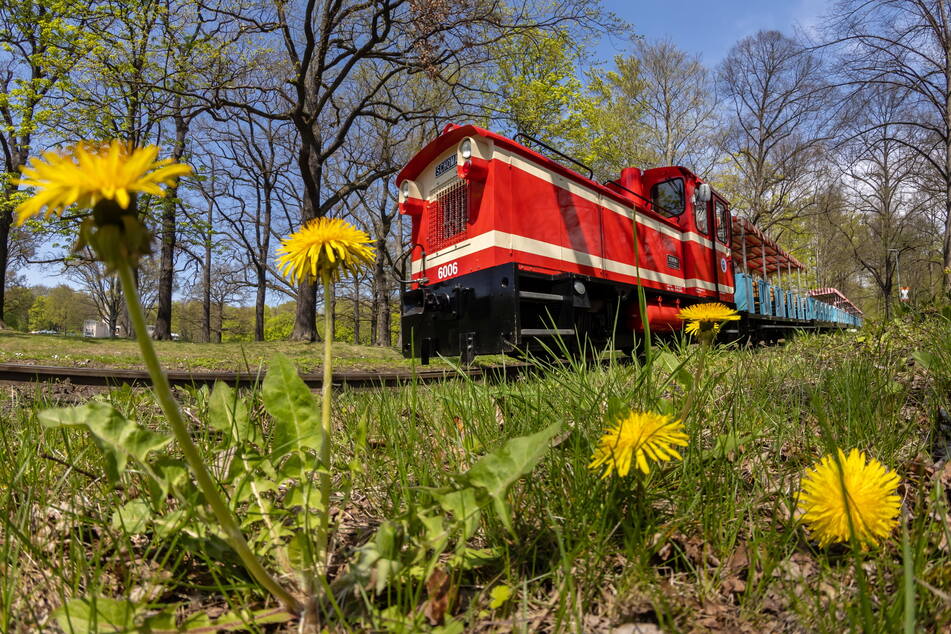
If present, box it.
[0,362,526,389]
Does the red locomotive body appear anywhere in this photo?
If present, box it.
[397,124,859,362]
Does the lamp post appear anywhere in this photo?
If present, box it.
[887,248,901,287]
[887,248,904,306]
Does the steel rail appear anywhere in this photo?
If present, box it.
[0,362,528,389]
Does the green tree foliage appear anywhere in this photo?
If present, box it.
[220,305,254,343]
[582,55,651,181]
[28,295,53,332]
[491,28,593,151]
[264,306,296,342]
[5,284,33,330]
[28,285,95,334]
[490,31,655,183]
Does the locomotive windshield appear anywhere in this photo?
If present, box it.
[650,178,685,217]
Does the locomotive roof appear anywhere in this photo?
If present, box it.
[397,123,642,211]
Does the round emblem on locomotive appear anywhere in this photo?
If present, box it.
[720,257,728,273]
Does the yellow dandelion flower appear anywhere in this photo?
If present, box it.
[797,448,901,548]
[277,217,375,284]
[588,411,689,478]
[14,140,192,225]
[677,302,740,336]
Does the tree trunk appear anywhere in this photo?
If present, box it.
[373,243,391,347]
[937,33,951,294]
[154,193,176,339]
[254,187,272,342]
[290,141,320,341]
[120,267,140,338]
[370,280,378,345]
[214,302,223,343]
[154,108,188,340]
[945,135,951,294]
[202,202,212,343]
[255,263,266,341]
[0,193,13,329]
[377,285,391,347]
[353,276,360,344]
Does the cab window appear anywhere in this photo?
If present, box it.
[695,198,709,234]
[715,201,729,243]
[650,178,684,217]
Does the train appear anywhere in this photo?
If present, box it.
[396,124,862,364]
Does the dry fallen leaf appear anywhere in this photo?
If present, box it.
[611,623,664,634]
[774,552,816,581]
[423,566,454,626]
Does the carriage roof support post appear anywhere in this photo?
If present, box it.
[740,221,748,275]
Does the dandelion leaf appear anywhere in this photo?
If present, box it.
[913,350,939,372]
[52,597,137,633]
[148,456,195,504]
[461,422,560,533]
[180,607,293,631]
[339,519,403,594]
[38,402,170,484]
[433,487,481,540]
[654,350,693,391]
[208,381,260,446]
[262,354,321,457]
[111,499,151,534]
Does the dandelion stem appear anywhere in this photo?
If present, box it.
[116,262,302,615]
[317,277,334,575]
[679,338,709,421]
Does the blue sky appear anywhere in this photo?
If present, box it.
[598,0,829,65]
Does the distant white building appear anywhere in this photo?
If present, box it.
[83,319,112,338]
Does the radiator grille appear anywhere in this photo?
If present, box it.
[428,179,468,251]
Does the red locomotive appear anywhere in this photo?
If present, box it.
[396,124,861,363]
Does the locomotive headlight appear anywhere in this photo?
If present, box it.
[460,138,472,160]
[399,180,419,205]
[573,280,586,296]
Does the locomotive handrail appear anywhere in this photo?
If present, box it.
[514,133,594,180]
[396,243,427,287]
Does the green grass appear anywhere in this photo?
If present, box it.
[0,331,423,372]
[1,312,950,632]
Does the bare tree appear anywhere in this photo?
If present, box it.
[67,253,123,336]
[204,108,296,341]
[632,38,720,173]
[828,0,951,293]
[181,259,245,342]
[833,86,929,317]
[719,30,837,234]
